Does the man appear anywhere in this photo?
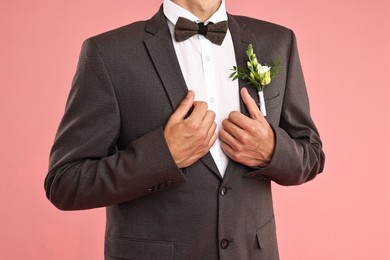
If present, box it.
[45,0,325,259]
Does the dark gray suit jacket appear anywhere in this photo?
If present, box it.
[45,7,325,260]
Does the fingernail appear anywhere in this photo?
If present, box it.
[186,90,194,97]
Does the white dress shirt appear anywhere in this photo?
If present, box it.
[163,0,240,176]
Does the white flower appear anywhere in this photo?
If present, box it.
[257,64,271,86]
[257,64,271,75]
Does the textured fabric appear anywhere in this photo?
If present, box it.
[45,6,325,260]
[174,17,228,45]
[164,0,239,176]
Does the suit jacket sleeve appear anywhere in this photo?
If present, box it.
[246,31,325,185]
[44,39,186,210]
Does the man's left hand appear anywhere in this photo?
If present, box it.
[219,88,275,167]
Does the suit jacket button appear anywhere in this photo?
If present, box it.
[159,182,167,189]
[166,181,173,186]
[220,186,228,196]
[221,239,229,249]
[145,188,153,193]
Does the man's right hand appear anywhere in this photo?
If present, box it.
[164,91,217,168]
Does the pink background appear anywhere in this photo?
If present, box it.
[1,0,389,259]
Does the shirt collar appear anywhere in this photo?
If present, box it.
[163,0,227,25]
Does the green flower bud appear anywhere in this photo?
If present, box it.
[252,57,259,67]
[247,44,253,56]
[260,71,271,86]
[250,72,255,81]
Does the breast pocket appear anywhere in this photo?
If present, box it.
[105,235,174,260]
[265,93,281,113]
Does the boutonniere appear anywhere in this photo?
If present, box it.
[230,44,281,116]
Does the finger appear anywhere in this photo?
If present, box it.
[222,117,246,139]
[218,128,240,151]
[202,110,216,129]
[207,132,218,149]
[219,140,236,160]
[227,111,253,131]
[187,101,208,122]
[206,121,217,141]
[170,90,195,123]
[220,140,255,166]
[241,88,263,120]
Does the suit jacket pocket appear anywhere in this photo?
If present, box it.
[105,235,174,260]
[265,93,281,112]
[256,216,279,259]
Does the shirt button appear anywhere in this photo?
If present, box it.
[205,55,211,62]
[221,239,229,249]
[209,97,215,104]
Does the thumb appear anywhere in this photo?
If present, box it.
[241,88,263,120]
[171,90,195,122]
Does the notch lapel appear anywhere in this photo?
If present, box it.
[222,15,258,181]
[228,14,259,117]
[144,7,188,110]
[144,7,222,179]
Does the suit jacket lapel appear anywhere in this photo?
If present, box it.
[222,15,258,181]
[228,14,259,117]
[145,7,222,179]
[144,7,187,110]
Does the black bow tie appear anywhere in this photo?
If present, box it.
[174,17,228,45]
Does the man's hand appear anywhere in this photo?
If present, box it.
[164,91,217,168]
[219,88,275,167]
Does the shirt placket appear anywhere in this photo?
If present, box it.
[199,35,222,174]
